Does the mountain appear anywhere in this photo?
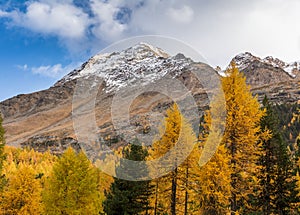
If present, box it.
[233,52,300,78]
[231,52,300,103]
[0,43,214,154]
[0,44,300,154]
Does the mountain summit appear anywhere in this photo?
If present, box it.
[232,52,300,78]
[55,42,190,93]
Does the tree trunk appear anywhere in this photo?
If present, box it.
[154,180,158,215]
[184,166,189,215]
[171,167,178,215]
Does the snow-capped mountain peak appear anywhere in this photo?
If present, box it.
[232,52,300,78]
[132,42,170,58]
[232,52,261,71]
[55,43,190,93]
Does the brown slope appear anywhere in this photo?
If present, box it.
[0,63,213,154]
[1,48,300,154]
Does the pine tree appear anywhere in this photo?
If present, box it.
[295,137,300,213]
[0,163,43,215]
[258,96,299,214]
[103,141,153,215]
[222,63,264,214]
[43,147,101,214]
[257,96,276,214]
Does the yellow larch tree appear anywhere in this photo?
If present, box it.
[196,110,232,215]
[0,163,43,215]
[222,63,264,214]
[43,147,101,215]
[0,146,57,215]
[2,147,56,182]
[176,120,200,215]
[149,103,199,215]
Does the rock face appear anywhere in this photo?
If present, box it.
[231,52,300,103]
[0,45,300,154]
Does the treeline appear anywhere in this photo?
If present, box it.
[0,64,300,214]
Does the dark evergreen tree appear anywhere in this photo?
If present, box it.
[273,103,300,145]
[103,140,154,215]
[258,96,299,214]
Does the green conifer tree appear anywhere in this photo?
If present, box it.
[258,96,299,214]
[103,140,153,215]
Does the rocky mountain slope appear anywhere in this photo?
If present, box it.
[0,44,300,154]
[231,52,300,103]
[0,43,212,154]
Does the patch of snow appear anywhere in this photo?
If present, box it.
[283,61,300,78]
[232,52,260,71]
[56,43,191,93]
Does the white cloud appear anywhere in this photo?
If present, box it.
[2,0,300,69]
[127,0,300,67]
[1,1,90,39]
[31,62,81,78]
[90,0,127,41]
[16,64,28,70]
[0,10,9,17]
[167,6,194,24]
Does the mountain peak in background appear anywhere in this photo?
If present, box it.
[231,52,300,78]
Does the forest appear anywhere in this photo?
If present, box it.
[0,64,300,215]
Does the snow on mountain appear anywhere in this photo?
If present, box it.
[232,52,261,71]
[231,52,300,78]
[55,43,192,93]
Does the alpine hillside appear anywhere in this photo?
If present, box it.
[0,43,300,154]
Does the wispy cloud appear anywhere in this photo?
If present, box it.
[31,62,81,78]
[16,64,28,71]
[0,10,9,17]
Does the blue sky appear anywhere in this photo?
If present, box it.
[1,0,300,101]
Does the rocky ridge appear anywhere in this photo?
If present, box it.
[231,52,300,103]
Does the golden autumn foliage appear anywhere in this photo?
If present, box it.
[222,63,264,213]
[42,147,102,215]
[0,147,56,215]
[0,163,43,215]
[0,146,113,215]
[149,104,182,214]
[3,146,57,180]
[196,111,232,215]
[1,63,300,214]
[149,104,199,214]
